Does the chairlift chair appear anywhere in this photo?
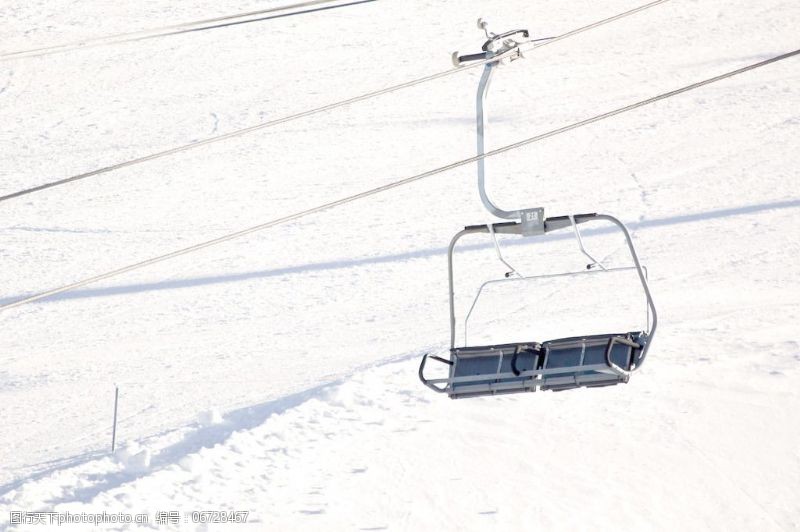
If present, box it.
[418,21,658,398]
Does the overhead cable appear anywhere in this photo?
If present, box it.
[2,47,796,312]
[0,0,377,61]
[0,0,672,204]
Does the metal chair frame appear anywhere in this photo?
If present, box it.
[418,21,658,398]
[419,215,658,397]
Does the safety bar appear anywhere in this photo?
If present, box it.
[418,354,448,393]
[604,336,641,379]
[447,213,657,369]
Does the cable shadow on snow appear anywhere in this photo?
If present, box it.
[1,198,798,307]
[3,200,797,503]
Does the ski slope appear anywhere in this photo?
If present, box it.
[1,0,798,529]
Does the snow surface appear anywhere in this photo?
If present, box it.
[1,0,799,529]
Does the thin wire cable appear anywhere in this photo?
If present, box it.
[1,0,377,61]
[158,0,377,37]
[0,0,673,204]
[522,0,671,52]
[2,47,796,313]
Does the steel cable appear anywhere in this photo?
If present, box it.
[2,47,796,312]
[0,0,673,204]
[0,0,377,61]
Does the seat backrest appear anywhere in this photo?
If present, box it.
[540,332,642,391]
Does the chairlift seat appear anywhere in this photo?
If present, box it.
[449,342,540,399]
[419,26,657,399]
[433,332,646,399]
[540,331,644,391]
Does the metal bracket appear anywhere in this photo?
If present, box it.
[519,207,545,236]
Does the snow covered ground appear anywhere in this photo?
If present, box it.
[1,0,798,529]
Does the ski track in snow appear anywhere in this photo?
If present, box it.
[1,343,798,530]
